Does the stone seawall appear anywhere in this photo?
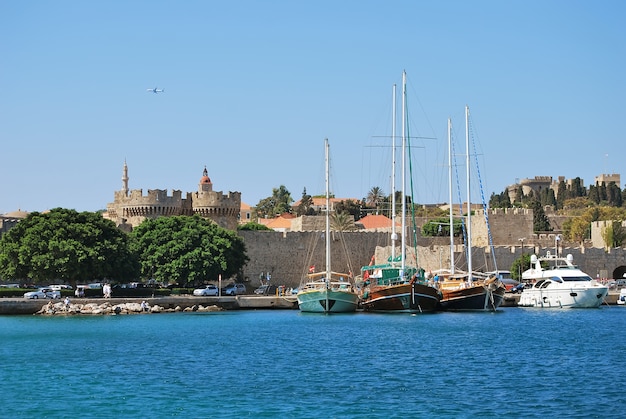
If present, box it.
[237,231,626,289]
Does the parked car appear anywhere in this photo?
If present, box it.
[49,284,73,291]
[509,283,528,294]
[24,288,61,299]
[193,285,219,296]
[254,284,277,295]
[222,283,246,296]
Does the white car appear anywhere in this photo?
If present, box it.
[193,285,219,296]
[24,288,61,299]
[222,283,246,296]
[49,284,73,291]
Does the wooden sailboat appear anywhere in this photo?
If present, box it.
[296,139,359,313]
[437,106,506,311]
[359,71,441,313]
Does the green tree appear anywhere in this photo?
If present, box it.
[330,211,356,232]
[253,185,294,219]
[0,208,138,284]
[510,254,531,281]
[588,185,600,204]
[532,200,552,232]
[607,181,622,207]
[129,215,248,287]
[334,199,362,222]
[489,190,512,209]
[238,222,271,231]
[421,217,462,237]
[366,186,385,215]
[295,187,314,216]
[556,180,567,210]
[570,177,586,198]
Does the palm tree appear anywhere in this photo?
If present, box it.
[366,186,385,215]
[331,211,356,232]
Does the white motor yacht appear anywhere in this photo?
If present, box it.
[518,252,608,308]
[617,288,626,305]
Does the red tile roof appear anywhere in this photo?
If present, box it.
[358,214,395,229]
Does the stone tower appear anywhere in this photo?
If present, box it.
[192,166,241,230]
[105,163,240,230]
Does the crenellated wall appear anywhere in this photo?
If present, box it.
[105,165,240,230]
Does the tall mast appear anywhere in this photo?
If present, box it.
[401,71,407,274]
[465,105,472,283]
[391,83,397,261]
[448,118,455,274]
[325,138,331,293]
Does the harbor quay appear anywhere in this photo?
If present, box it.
[0,292,621,315]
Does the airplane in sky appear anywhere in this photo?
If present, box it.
[147,87,164,93]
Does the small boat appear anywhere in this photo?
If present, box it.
[296,139,359,313]
[437,107,506,311]
[616,288,626,305]
[518,252,608,308]
[358,71,440,313]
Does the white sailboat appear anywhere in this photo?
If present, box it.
[296,139,359,313]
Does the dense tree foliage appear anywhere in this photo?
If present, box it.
[295,188,315,216]
[563,206,626,245]
[532,200,552,232]
[510,254,531,281]
[334,199,362,222]
[600,221,626,250]
[421,217,463,237]
[238,222,271,231]
[253,185,294,219]
[0,208,138,284]
[366,186,385,215]
[489,191,512,209]
[129,215,248,287]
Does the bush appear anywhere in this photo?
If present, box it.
[170,288,194,295]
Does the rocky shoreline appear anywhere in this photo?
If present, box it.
[0,295,298,315]
[37,300,223,315]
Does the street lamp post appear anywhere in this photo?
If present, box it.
[518,238,525,279]
[555,234,561,258]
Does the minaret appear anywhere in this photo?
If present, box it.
[122,160,129,196]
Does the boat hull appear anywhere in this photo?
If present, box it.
[297,289,359,313]
[518,287,608,308]
[439,283,506,312]
[361,282,440,313]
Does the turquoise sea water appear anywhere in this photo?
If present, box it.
[1,307,625,418]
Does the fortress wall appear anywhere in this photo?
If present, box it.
[237,230,389,288]
[237,231,626,288]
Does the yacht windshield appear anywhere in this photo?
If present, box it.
[562,276,592,282]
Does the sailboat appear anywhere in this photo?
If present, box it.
[358,71,441,313]
[437,106,506,311]
[296,139,359,313]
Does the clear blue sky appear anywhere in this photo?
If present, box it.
[2,1,624,214]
